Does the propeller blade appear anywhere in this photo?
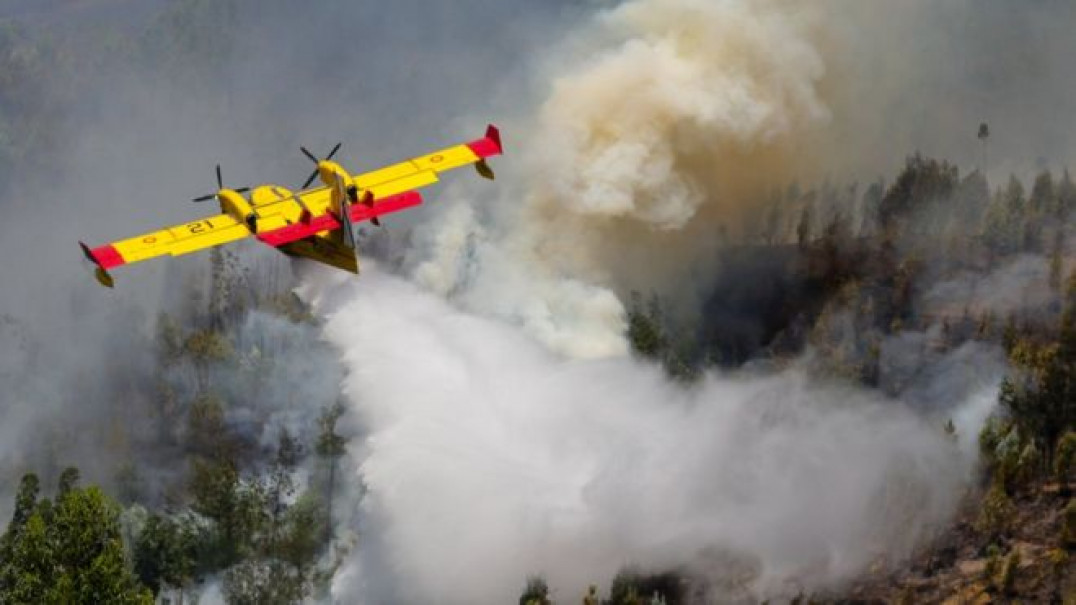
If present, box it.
[326,142,342,161]
[300,146,318,164]
[301,169,319,190]
[193,194,217,202]
[215,164,223,189]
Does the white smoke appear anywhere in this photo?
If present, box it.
[302,267,985,603]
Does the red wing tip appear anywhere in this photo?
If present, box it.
[468,124,503,159]
[79,242,117,287]
[83,243,125,270]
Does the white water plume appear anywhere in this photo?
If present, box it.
[299,267,989,603]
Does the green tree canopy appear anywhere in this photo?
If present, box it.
[0,471,152,604]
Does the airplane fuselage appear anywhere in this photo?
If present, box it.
[315,160,357,214]
[316,160,359,249]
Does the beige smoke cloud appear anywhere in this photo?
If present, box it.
[412,0,835,357]
[537,0,828,229]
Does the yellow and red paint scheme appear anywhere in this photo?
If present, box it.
[81,125,502,286]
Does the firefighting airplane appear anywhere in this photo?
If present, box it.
[79,125,502,287]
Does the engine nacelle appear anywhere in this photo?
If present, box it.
[217,189,258,231]
[315,160,358,219]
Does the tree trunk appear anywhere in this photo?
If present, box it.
[325,458,335,546]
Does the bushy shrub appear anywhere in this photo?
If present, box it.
[980,417,1041,492]
[999,549,1021,595]
[1061,499,1076,547]
[977,483,1015,538]
[983,544,1002,582]
[1056,432,1076,492]
[519,576,550,605]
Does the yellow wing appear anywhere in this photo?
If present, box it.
[83,214,251,272]
[260,124,504,214]
[355,124,502,198]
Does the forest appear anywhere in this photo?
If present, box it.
[0,244,350,603]
[613,157,1076,602]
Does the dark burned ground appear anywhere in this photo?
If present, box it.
[824,485,1076,604]
[700,243,830,366]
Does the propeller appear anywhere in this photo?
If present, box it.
[193,164,250,202]
[299,142,342,190]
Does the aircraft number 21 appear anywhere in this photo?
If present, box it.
[186,219,214,234]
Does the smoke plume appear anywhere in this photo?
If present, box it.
[410,0,835,356]
[306,266,989,603]
[405,0,1076,355]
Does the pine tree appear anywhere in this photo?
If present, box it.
[133,514,198,598]
[315,402,347,545]
[626,291,667,360]
[1058,170,1076,219]
[796,201,813,247]
[0,472,152,604]
[267,427,301,555]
